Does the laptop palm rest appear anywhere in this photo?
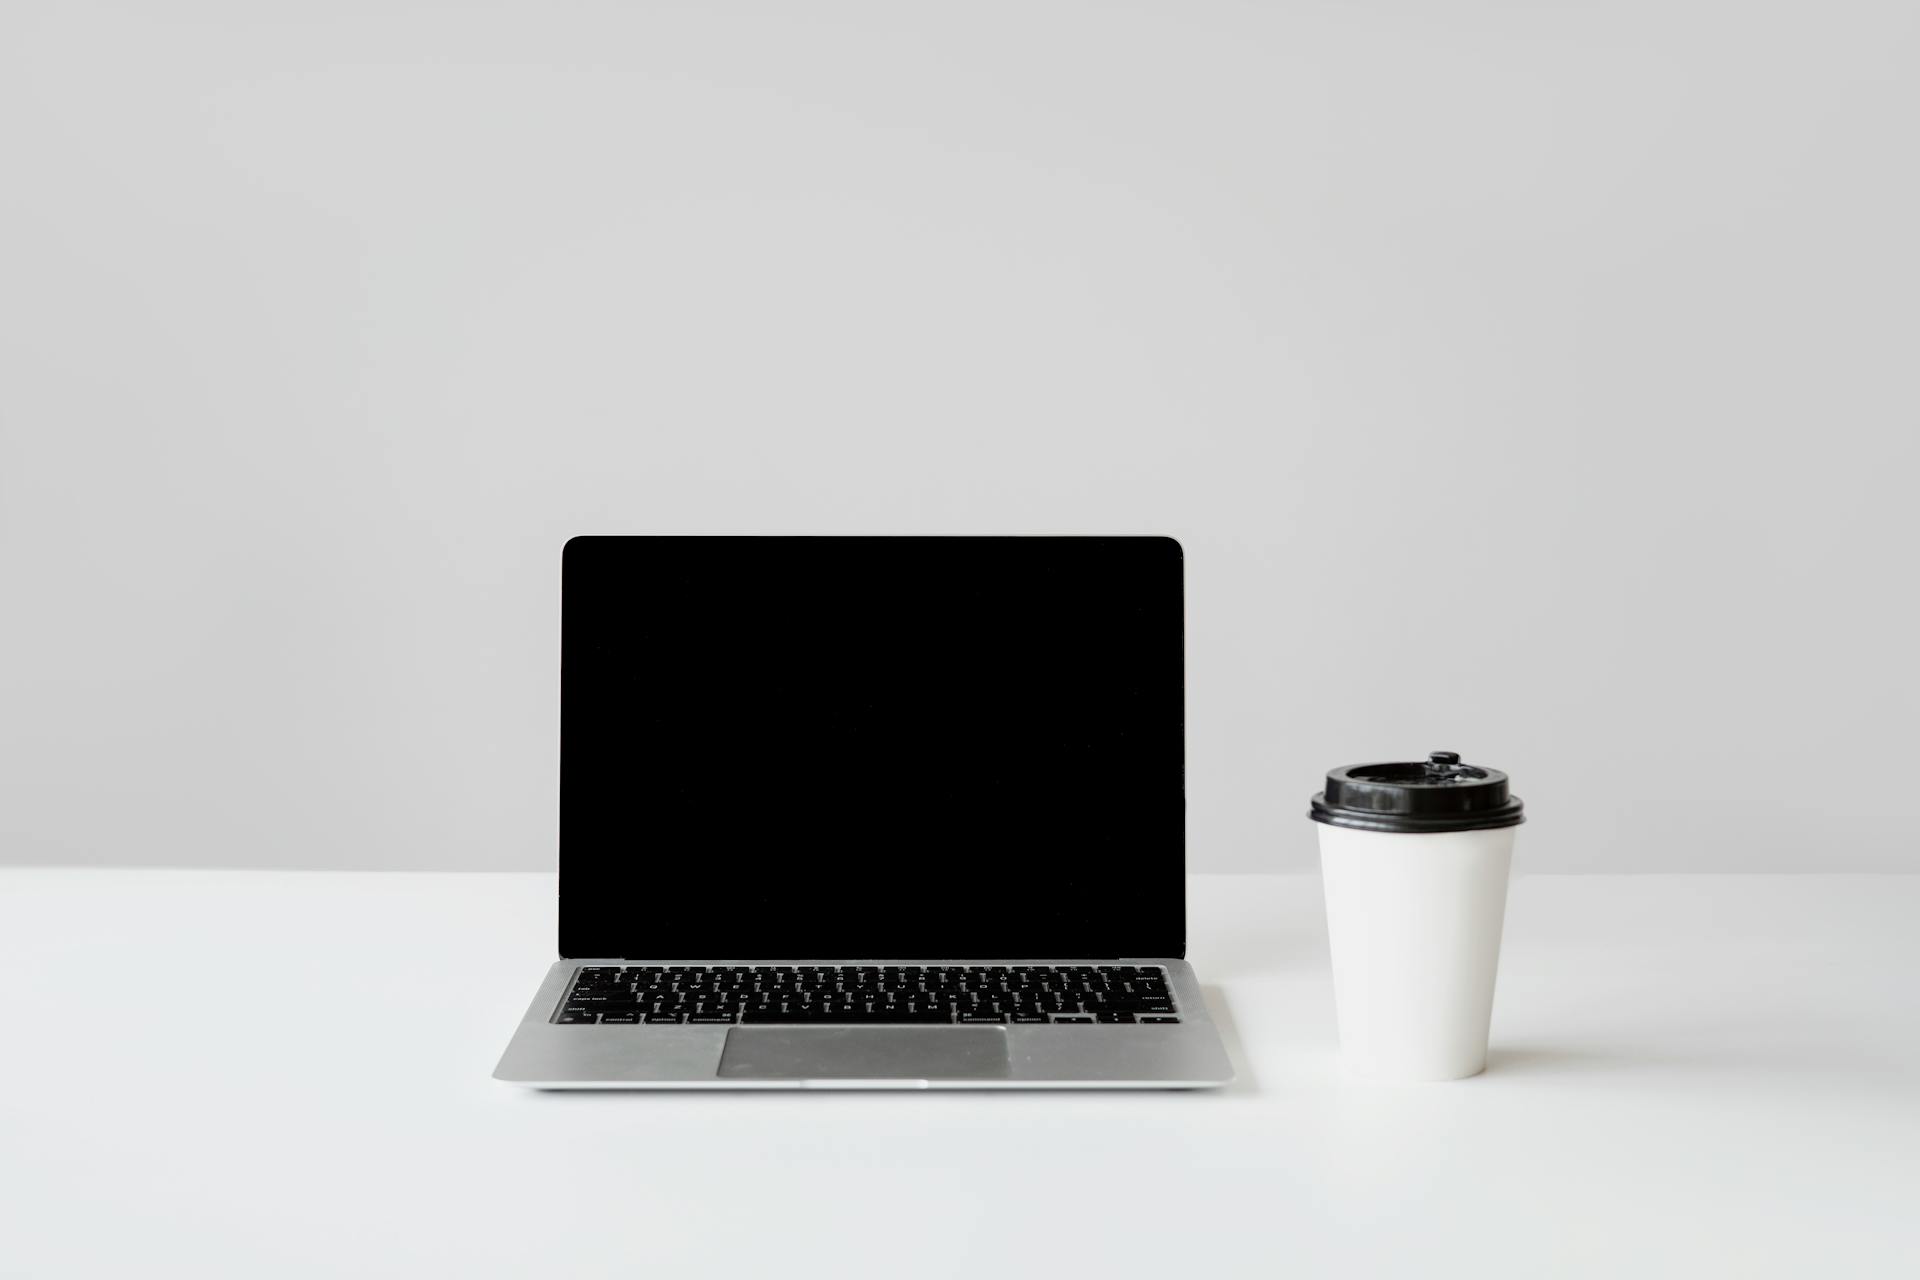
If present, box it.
[717,1027,1010,1081]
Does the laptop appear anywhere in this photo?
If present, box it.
[493,535,1233,1088]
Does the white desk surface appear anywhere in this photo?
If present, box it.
[2,870,1914,1279]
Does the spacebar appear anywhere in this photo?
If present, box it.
[738,1010,954,1024]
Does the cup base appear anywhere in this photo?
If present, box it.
[1342,1055,1489,1084]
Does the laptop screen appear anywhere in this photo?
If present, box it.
[559,536,1185,959]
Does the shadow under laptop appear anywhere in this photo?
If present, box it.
[1196,985,1257,1096]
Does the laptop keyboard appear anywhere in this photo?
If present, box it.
[554,965,1179,1025]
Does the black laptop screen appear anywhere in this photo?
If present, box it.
[558,536,1184,959]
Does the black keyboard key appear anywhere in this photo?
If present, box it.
[1140,1016,1180,1024]
[1009,1014,1049,1023]
[957,1013,1005,1024]
[1053,1015,1094,1023]
[643,1012,684,1023]
[600,1012,640,1023]
[686,1013,737,1024]
[1096,1012,1136,1023]
[556,1012,599,1024]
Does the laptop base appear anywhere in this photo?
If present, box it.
[494,958,1234,1089]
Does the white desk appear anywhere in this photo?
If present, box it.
[2,871,1914,1278]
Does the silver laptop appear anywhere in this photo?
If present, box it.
[493,535,1233,1089]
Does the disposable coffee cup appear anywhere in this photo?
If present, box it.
[1310,751,1524,1082]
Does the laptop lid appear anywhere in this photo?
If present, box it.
[558,536,1185,960]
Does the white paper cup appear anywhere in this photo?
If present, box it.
[1310,752,1524,1082]
[1317,823,1516,1081]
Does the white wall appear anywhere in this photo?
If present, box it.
[3,1,1916,873]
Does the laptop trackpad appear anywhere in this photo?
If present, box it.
[717,1027,1010,1081]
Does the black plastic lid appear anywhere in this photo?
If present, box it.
[1309,751,1524,833]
